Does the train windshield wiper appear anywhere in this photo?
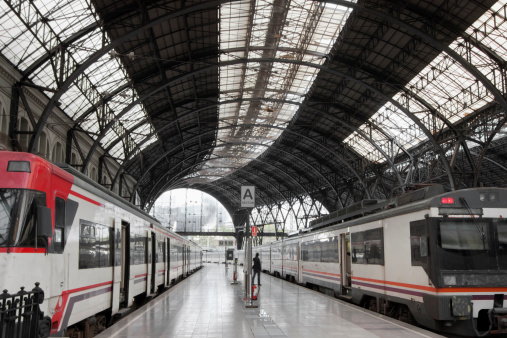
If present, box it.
[459,197,487,250]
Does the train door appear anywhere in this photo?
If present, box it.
[187,246,191,274]
[339,233,351,297]
[165,238,170,287]
[185,245,188,276]
[297,244,301,282]
[146,231,152,295]
[111,218,122,314]
[121,221,131,307]
[151,232,156,294]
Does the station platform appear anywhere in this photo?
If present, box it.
[96,264,444,338]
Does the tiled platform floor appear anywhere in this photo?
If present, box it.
[96,263,444,338]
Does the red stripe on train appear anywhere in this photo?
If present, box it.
[69,190,101,206]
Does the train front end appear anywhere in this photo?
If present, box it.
[0,152,73,331]
[418,188,507,336]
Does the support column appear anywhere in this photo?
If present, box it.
[9,85,21,151]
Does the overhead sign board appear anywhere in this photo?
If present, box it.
[252,226,257,237]
[241,186,255,208]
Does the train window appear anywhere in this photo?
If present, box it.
[272,246,282,260]
[79,223,96,269]
[114,228,121,266]
[145,236,150,264]
[79,221,113,269]
[351,230,384,265]
[98,226,112,268]
[497,223,507,269]
[286,244,293,261]
[410,221,428,266]
[322,237,339,263]
[437,219,496,271]
[310,242,321,262]
[302,242,308,261]
[0,190,46,248]
[157,240,165,263]
[53,197,65,253]
[351,232,365,264]
[364,228,384,265]
[131,233,146,265]
[440,221,489,251]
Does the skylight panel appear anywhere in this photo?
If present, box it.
[189,0,355,182]
[345,2,501,163]
[0,0,156,168]
[0,10,43,68]
[344,102,422,162]
[109,142,125,161]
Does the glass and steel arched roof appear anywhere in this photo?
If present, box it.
[1,0,507,217]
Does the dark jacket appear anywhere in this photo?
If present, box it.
[253,256,261,271]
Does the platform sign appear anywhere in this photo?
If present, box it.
[252,226,258,237]
[241,186,255,208]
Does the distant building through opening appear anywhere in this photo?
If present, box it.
[150,189,235,250]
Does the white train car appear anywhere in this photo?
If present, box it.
[247,186,507,336]
[0,152,202,337]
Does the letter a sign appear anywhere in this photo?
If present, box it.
[241,186,255,208]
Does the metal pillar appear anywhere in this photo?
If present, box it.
[231,258,238,285]
[245,209,257,308]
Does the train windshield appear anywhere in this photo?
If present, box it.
[0,189,46,247]
[440,221,489,251]
[438,219,501,270]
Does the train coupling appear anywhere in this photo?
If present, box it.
[490,308,507,335]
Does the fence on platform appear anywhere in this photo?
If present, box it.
[0,282,49,338]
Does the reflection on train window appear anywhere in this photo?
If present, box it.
[438,219,496,270]
[351,229,384,265]
[79,221,113,269]
[301,237,338,263]
[0,189,46,248]
[157,240,165,263]
[145,236,150,264]
[440,221,490,250]
[410,221,428,266]
[283,243,298,261]
[53,197,65,253]
[351,232,365,263]
[496,222,507,269]
[130,231,146,265]
[364,228,383,264]
[272,245,282,260]
[53,227,63,250]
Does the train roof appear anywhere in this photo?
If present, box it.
[59,164,202,246]
[294,186,507,238]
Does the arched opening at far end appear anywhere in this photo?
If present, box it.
[150,188,235,251]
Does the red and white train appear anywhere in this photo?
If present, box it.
[0,152,202,337]
[238,185,507,336]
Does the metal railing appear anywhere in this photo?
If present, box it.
[0,283,50,338]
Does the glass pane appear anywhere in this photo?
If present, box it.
[440,221,489,250]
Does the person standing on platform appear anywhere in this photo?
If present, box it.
[252,253,261,286]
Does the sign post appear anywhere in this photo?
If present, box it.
[241,186,258,308]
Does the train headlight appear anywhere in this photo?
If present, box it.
[480,192,499,202]
[443,275,457,286]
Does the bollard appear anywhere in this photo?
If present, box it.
[231,259,238,285]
